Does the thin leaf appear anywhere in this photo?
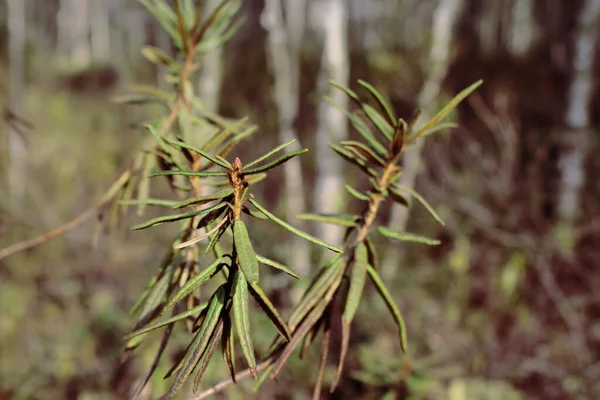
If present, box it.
[139,262,176,320]
[124,301,209,340]
[367,265,408,352]
[118,199,179,207]
[409,80,483,142]
[248,199,343,253]
[244,139,296,169]
[344,184,370,201]
[167,286,226,398]
[256,254,300,279]
[150,170,228,178]
[160,256,225,315]
[173,188,234,209]
[324,95,388,156]
[196,203,229,230]
[193,320,224,392]
[341,140,386,166]
[392,184,445,226]
[222,312,236,382]
[329,144,378,177]
[331,318,350,392]
[232,270,257,378]
[419,121,457,137]
[234,220,260,283]
[363,104,394,140]
[358,79,397,123]
[175,216,229,249]
[242,149,308,175]
[314,320,331,400]
[298,213,359,227]
[166,138,231,169]
[344,243,368,323]
[141,45,174,65]
[137,153,154,216]
[202,116,249,152]
[206,218,230,254]
[378,226,440,245]
[242,206,267,220]
[131,206,214,231]
[388,187,410,207]
[249,282,291,341]
[365,237,379,270]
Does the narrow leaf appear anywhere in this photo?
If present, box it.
[242,206,267,220]
[344,243,368,323]
[248,199,343,253]
[232,270,257,378]
[131,206,216,231]
[409,80,483,141]
[167,286,226,398]
[341,140,386,166]
[298,213,359,227]
[166,138,232,169]
[175,216,229,249]
[234,220,260,283]
[388,187,410,207]
[141,45,174,65]
[150,170,228,178]
[344,184,370,201]
[329,144,378,177]
[367,265,408,352]
[222,312,236,382]
[392,184,445,225]
[160,257,225,315]
[358,79,397,123]
[244,139,296,169]
[249,282,291,341]
[419,121,457,137]
[331,318,350,392]
[124,301,209,340]
[119,199,178,207]
[173,188,234,209]
[242,149,308,175]
[192,320,224,392]
[378,226,440,245]
[314,321,331,400]
[256,254,300,279]
[196,203,228,230]
[363,104,394,140]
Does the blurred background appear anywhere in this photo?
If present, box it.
[1,0,599,399]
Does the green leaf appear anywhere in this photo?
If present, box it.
[173,188,234,209]
[344,184,370,201]
[160,256,225,315]
[358,79,397,124]
[419,121,457,138]
[378,226,440,245]
[242,149,308,175]
[150,170,228,178]
[139,0,182,48]
[392,184,444,225]
[409,80,483,141]
[344,243,368,323]
[165,138,232,169]
[124,301,209,340]
[249,282,291,341]
[248,199,343,253]
[244,139,296,169]
[202,116,249,152]
[232,270,257,378]
[196,203,229,230]
[363,103,394,140]
[365,237,379,270]
[131,203,222,231]
[388,187,410,207]
[141,45,174,65]
[330,144,378,177]
[256,254,300,279]
[139,262,176,320]
[221,312,236,382]
[234,220,259,283]
[341,140,386,166]
[324,95,388,156]
[242,206,267,220]
[192,320,224,392]
[167,286,226,398]
[118,199,179,207]
[367,265,407,352]
[298,213,359,227]
[206,218,230,254]
[137,153,154,216]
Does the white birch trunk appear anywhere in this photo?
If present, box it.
[56,0,92,66]
[507,0,538,57]
[314,0,349,246]
[382,0,463,277]
[557,0,600,223]
[261,0,310,276]
[197,0,226,112]
[7,0,27,201]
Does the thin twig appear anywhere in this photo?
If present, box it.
[0,170,131,261]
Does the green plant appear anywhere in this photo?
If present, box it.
[110,1,481,398]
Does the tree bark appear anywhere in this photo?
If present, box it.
[91,0,111,62]
[261,0,310,276]
[382,0,464,277]
[557,0,600,224]
[313,0,350,246]
[7,0,27,202]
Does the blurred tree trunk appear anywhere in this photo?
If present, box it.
[314,0,349,246]
[197,0,226,112]
[261,0,310,276]
[382,0,463,277]
[557,0,600,224]
[57,0,91,66]
[91,0,111,62]
[507,0,538,57]
[7,0,27,202]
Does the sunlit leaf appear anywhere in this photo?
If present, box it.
[167,286,225,398]
[298,213,359,227]
[131,204,217,231]
[173,187,234,209]
[249,199,343,253]
[249,282,291,341]
[232,270,257,378]
[243,149,308,175]
[142,45,174,66]
[242,206,267,220]
[367,265,407,352]
[344,184,370,201]
[378,226,440,245]
[234,220,260,283]
[256,254,300,279]
[160,256,225,315]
